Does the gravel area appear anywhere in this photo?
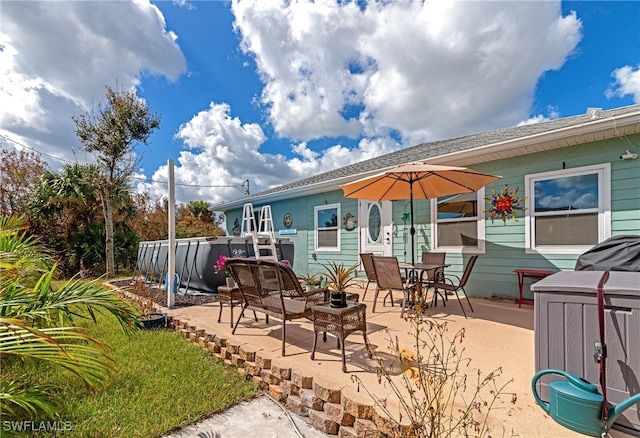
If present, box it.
[110,279,218,308]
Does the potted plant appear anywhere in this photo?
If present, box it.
[297,272,320,291]
[213,254,235,287]
[131,280,166,329]
[321,261,359,308]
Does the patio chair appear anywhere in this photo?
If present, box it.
[225,258,327,356]
[371,256,416,318]
[427,255,478,319]
[421,251,447,305]
[359,253,377,301]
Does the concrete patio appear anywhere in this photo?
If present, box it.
[152,285,633,438]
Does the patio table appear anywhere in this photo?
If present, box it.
[311,302,372,372]
[513,268,554,307]
[399,262,450,306]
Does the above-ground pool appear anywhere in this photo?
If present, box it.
[135,236,294,294]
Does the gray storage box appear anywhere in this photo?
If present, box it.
[532,271,640,435]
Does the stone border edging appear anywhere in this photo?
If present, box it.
[108,282,394,437]
[168,315,394,437]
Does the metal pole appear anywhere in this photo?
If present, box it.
[409,183,415,266]
[167,159,176,308]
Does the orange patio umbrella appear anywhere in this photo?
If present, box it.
[340,162,501,265]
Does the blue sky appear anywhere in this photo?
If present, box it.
[1,0,639,205]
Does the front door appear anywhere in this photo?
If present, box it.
[359,200,392,256]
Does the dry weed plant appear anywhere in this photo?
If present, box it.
[354,305,516,437]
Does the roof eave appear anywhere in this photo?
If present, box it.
[214,110,640,211]
[430,111,640,167]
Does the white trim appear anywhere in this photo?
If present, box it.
[430,188,486,254]
[524,163,611,254]
[314,203,341,251]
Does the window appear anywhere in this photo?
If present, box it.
[431,190,485,252]
[525,164,611,253]
[367,203,382,244]
[315,203,340,251]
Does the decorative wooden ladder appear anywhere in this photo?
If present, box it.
[241,203,278,261]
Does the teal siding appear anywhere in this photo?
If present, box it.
[224,134,640,301]
[225,192,362,280]
[303,192,360,277]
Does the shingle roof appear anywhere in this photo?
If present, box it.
[213,104,640,210]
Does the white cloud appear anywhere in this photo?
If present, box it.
[0,0,185,165]
[231,0,581,143]
[137,102,401,203]
[518,106,560,126]
[1,0,586,204]
[607,64,640,103]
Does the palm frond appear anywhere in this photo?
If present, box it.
[0,215,52,276]
[0,379,60,418]
[0,213,140,418]
[1,267,139,332]
[0,318,113,389]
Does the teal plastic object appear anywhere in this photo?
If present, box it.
[164,273,179,294]
[532,369,640,436]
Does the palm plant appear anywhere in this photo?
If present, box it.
[321,261,359,296]
[0,215,139,418]
[297,272,320,290]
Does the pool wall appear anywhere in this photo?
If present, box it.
[135,236,294,294]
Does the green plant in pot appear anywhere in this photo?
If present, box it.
[297,272,320,291]
[321,261,359,308]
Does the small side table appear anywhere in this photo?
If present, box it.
[217,285,257,327]
[513,269,554,307]
[311,303,372,372]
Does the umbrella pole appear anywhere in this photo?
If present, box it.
[409,184,415,266]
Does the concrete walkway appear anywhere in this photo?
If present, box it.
[162,395,329,438]
[145,285,634,438]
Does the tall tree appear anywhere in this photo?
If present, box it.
[0,148,47,216]
[176,200,226,238]
[73,85,160,277]
[29,163,103,275]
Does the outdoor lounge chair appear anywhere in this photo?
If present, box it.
[426,255,478,319]
[225,258,327,356]
[359,253,377,301]
[371,255,416,318]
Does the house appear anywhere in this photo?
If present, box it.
[212,105,640,300]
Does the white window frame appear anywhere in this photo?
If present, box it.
[524,163,611,254]
[430,188,486,254]
[314,203,341,251]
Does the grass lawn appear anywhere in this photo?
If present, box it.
[2,310,258,438]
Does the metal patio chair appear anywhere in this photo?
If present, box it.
[421,251,447,305]
[371,255,416,318]
[359,253,377,301]
[427,255,478,319]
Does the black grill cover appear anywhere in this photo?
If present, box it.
[575,235,640,272]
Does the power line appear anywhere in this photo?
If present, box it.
[2,133,251,195]
[1,134,76,165]
[133,176,250,195]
